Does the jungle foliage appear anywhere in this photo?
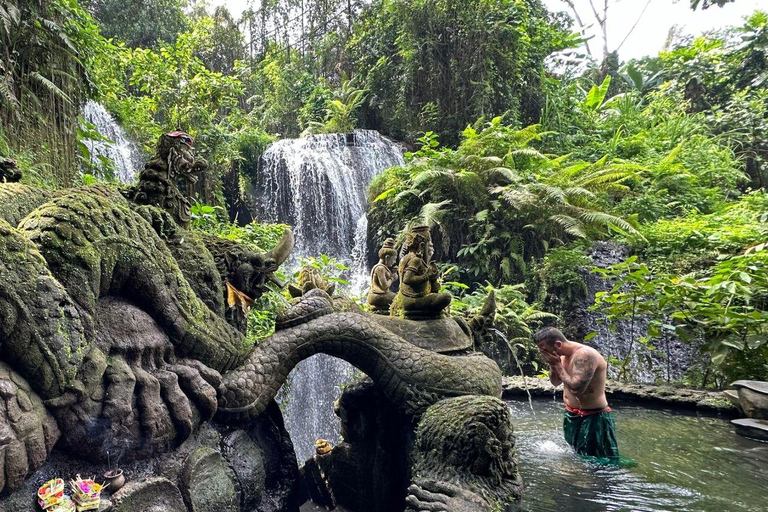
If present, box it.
[0,0,104,186]
[1,0,766,384]
[369,11,768,383]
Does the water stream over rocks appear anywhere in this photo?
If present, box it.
[81,100,144,183]
[251,130,404,461]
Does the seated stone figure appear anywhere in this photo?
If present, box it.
[288,265,336,298]
[367,238,399,313]
[395,225,451,319]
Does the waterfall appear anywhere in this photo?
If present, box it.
[253,129,404,461]
[81,100,143,183]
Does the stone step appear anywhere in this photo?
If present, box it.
[732,418,768,442]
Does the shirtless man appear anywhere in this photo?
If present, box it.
[534,327,620,461]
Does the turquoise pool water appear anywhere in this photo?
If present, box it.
[507,398,768,512]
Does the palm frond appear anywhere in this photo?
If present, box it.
[29,72,72,104]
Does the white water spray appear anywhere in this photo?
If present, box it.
[253,129,404,461]
[81,100,143,183]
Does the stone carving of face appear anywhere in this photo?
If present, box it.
[232,253,273,299]
[165,132,207,185]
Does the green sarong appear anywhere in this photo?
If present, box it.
[563,407,620,463]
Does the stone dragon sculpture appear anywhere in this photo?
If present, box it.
[0,132,513,510]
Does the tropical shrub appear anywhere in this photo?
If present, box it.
[369,118,642,284]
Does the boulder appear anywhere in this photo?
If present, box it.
[732,381,768,420]
[111,477,186,512]
[222,430,266,510]
[182,447,241,512]
[731,418,768,442]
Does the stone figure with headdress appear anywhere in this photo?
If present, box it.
[367,238,399,313]
[394,225,451,319]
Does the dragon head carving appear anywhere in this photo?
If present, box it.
[208,229,295,301]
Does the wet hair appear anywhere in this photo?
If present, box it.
[533,327,566,347]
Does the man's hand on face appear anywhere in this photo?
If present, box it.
[539,348,561,366]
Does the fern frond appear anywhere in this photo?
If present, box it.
[550,214,587,238]
[529,183,568,204]
[484,166,518,184]
[394,188,419,202]
[494,186,537,209]
[577,210,643,238]
[418,200,452,226]
[511,147,549,160]
[412,168,452,188]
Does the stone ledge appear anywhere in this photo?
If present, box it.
[502,376,738,414]
[731,418,768,441]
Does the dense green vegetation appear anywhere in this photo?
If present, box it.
[370,11,768,383]
[1,0,766,385]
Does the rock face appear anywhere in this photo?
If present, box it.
[551,242,696,382]
[222,431,267,511]
[182,447,241,512]
[732,381,768,420]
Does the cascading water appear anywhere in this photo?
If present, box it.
[252,129,404,461]
[81,100,144,183]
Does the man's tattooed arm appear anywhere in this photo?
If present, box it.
[551,350,596,395]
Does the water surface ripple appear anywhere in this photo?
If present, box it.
[507,399,768,512]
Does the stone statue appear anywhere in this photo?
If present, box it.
[394,225,451,319]
[0,156,21,183]
[367,237,398,313]
[123,130,207,228]
[0,141,510,511]
[406,396,522,512]
[288,265,336,298]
